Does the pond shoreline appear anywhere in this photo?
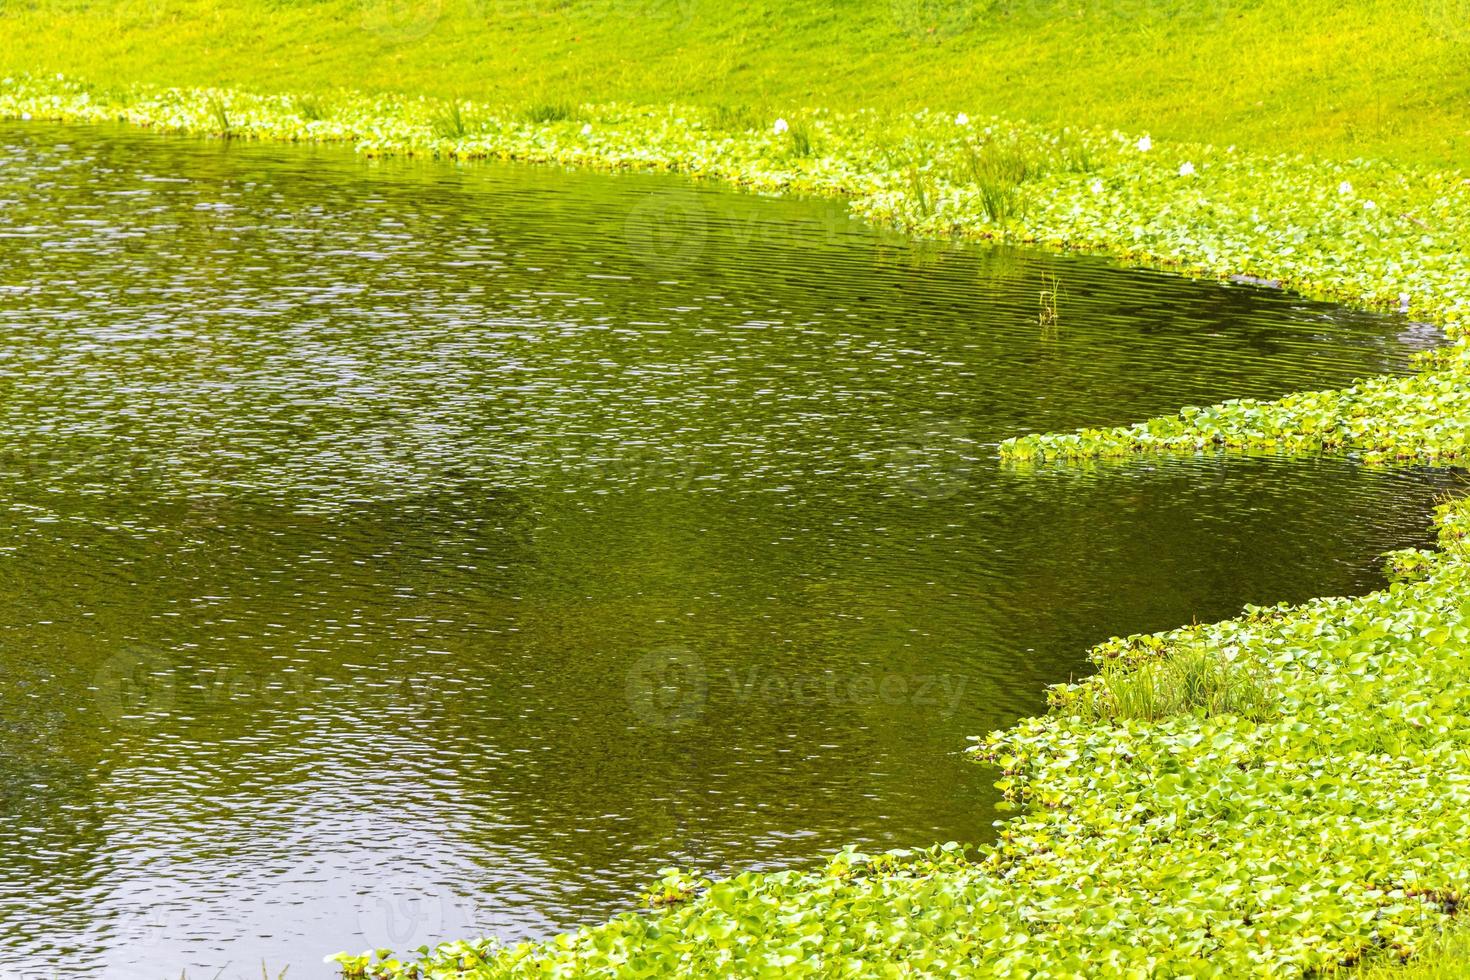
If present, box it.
[7,75,1470,976]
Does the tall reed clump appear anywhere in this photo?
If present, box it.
[957,135,1048,224]
[1038,270,1061,327]
[1055,131,1097,173]
[431,99,474,139]
[706,104,761,132]
[954,132,1098,224]
[907,165,933,219]
[292,94,328,122]
[1068,643,1277,723]
[522,101,575,124]
[204,93,231,136]
[785,119,815,157]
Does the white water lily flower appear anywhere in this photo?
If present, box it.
[580,123,592,135]
[1089,178,1104,194]
[1178,161,1195,176]
[773,118,789,134]
[955,112,969,126]
[1136,134,1152,152]
[1339,180,1353,195]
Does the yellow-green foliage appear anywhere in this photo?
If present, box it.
[1001,356,1470,466]
[1064,641,1277,723]
[0,0,1467,166]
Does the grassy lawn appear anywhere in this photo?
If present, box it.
[0,0,1467,166]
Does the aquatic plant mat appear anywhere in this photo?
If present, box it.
[8,74,1470,976]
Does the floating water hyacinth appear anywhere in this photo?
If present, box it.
[1136,134,1151,151]
[773,117,789,134]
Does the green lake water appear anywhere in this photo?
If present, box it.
[0,121,1458,977]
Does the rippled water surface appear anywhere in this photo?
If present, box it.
[0,122,1458,978]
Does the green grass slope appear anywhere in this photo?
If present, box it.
[2,0,1468,166]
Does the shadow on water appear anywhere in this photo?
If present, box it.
[0,121,1459,977]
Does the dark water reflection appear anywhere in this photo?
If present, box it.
[0,122,1457,978]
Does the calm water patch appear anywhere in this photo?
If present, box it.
[0,122,1457,977]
